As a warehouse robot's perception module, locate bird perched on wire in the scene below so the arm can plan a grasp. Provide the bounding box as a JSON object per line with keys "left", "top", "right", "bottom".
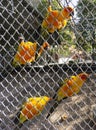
{"left": 13, "top": 96, "right": 51, "bottom": 128}
{"left": 12, "top": 36, "right": 50, "bottom": 67}
{"left": 46, "top": 72, "right": 89, "bottom": 118}
{"left": 41, "top": 5, "right": 74, "bottom": 33}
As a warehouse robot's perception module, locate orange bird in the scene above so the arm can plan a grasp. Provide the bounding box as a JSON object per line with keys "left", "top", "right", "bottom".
{"left": 12, "top": 37, "right": 49, "bottom": 67}
{"left": 13, "top": 96, "right": 51, "bottom": 128}
{"left": 42, "top": 5, "right": 74, "bottom": 33}
{"left": 46, "top": 72, "right": 89, "bottom": 118}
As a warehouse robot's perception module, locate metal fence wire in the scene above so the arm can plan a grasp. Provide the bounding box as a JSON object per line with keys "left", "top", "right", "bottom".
{"left": 0, "top": 0, "right": 96, "bottom": 130}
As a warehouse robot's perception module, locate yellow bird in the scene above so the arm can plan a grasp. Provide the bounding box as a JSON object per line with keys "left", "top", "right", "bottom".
{"left": 12, "top": 37, "right": 49, "bottom": 67}
{"left": 42, "top": 5, "right": 74, "bottom": 33}
{"left": 46, "top": 72, "right": 89, "bottom": 118}
{"left": 13, "top": 96, "right": 51, "bottom": 128}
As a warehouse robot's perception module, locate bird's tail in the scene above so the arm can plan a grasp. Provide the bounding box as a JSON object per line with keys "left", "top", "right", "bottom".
{"left": 46, "top": 100, "right": 61, "bottom": 119}
{"left": 13, "top": 112, "right": 20, "bottom": 124}
{"left": 46, "top": 92, "right": 67, "bottom": 119}
{"left": 13, "top": 110, "right": 23, "bottom": 128}
{"left": 46, "top": 93, "right": 61, "bottom": 119}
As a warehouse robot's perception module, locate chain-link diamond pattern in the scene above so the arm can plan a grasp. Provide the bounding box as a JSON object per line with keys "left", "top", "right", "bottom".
{"left": 0, "top": 0, "right": 96, "bottom": 130}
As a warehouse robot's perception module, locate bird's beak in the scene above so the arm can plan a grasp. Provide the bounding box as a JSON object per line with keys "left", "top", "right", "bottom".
{"left": 18, "top": 36, "right": 24, "bottom": 40}
{"left": 46, "top": 44, "right": 50, "bottom": 50}
{"left": 48, "top": 97, "right": 52, "bottom": 103}
{"left": 49, "top": 97, "right": 52, "bottom": 101}
{"left": 48, "top": 45, "right": 50, "bottom": 50}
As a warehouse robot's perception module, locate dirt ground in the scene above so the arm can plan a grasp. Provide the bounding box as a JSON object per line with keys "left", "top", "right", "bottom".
{"left": 0, "top": 67, "right": 96, "bottom": 130}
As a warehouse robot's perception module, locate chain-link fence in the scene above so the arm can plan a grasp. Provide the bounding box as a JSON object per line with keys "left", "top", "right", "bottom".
{"left": 0, "top": 0, "right": 96, "bottom": 130}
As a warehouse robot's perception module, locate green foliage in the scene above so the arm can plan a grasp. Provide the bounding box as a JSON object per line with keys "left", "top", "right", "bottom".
{"left": 60, "top": 24, "right": 75, "bottom": 43}
{"left": 76, "top": 0, "right": 96, "bottom": 52}
{"left": 50, "top": 25, "right": 76, "bottom": 57}
{"left": 37, "top": 0, "right": 48, "bottom": 17}
{"left": 37, "top": 0, "right": 61, "bottom": 17}
{"left": 57, "top": 23, "right": 76, "bottom": 56}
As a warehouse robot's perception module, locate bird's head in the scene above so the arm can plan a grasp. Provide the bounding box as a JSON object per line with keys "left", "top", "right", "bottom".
{"left": 41, "top": 96, "right": 51, "bottom": 106}
{"left": 62, "top": 6, "right": 74, "bottom": 19}
{"left": 44, "top": 96, "right": 51, "bottom": 101}
{"left": 70, "top": 73, "right": 89, "bottom": 83}
{"left": 78, "top": 73, "right": 89, "bottom": 81}
{"left": 42, "top": 42, "right": 50, "bottom": 50}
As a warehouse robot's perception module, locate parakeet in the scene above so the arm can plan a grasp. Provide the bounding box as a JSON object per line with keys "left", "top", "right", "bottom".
{"left": 13, "top": 96, "right": 51, "bottom": 128}
{"left": 42, "top": 5, "right": 74, "bottom": 33}
{"left": 12, "top": 37, "right": 49, "bottom": 67}
{"left": 46, "top": 72, "right": 89, "bottom": 118}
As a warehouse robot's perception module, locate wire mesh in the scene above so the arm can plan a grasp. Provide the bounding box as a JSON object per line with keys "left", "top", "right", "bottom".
{"left": 0, "top": 0, "right": 96, "bottom": 130}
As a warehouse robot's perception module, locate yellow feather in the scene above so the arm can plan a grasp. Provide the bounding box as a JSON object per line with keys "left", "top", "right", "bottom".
{"left": 41, "top": 6, "right": 74, "bottom": 33}
{"left": 57, "top": 73, "right": 89, "bottom": 101}
{"left": 19, "top": 96, "right": 50, "bottom": 123}
{"left": 12, "top": 40, "right": 49, "bottom": 67}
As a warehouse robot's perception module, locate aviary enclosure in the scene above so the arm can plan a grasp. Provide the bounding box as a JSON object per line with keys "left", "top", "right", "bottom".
{"left": 0, "top": 0, "right": 96, "bottom": 130}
